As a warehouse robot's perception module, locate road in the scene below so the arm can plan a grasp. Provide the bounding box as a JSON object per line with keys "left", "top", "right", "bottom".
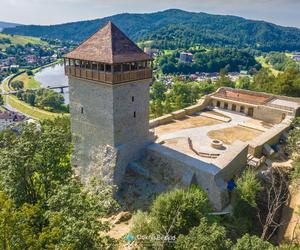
{"left": 0, "top": 74, "right": 21, "bottom": 113}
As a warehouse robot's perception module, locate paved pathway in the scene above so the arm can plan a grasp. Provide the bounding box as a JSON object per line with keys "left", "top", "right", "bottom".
{"left": 1, "top": 74, "right": 24, "bottom": 113}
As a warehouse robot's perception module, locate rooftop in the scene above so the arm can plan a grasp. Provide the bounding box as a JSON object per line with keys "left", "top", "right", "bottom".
{"left": 212, "top": 88, "right": 273, "bottom": 105}
{"left": 64, "top": 21, "right": 151, "bottom": 64}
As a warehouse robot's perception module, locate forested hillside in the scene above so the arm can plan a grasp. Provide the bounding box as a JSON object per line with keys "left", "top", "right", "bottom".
{"left": 3, "top": 9, "right": 300, "bottom": 51}
{"left": 0, "top": 21, "right": 21, "bottom": 32}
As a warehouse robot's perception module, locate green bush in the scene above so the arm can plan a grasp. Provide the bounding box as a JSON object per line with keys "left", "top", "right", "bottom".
{"left": 16, "top": 88, "right": 68, "bottom": 113}
{"left": 236, "top": 168, "right": 262, "bottom": 208}
{"left": 27, "top": 70, "right": 33, "bottom": 76}
{"left": 150, "top": 186, "right": 211, "bottom": 236}
{"left": 231, "top": 169, "right": 262, "bottom": 235}
{"left": 232, "top": 234, "right": 274, "bottom": 250}
{"left": 11, "top": 80, "right": 24, "bottom": 90}
{"left": 175, "top": 218, "right": 232, "bottom": 250}
{"left": 131, "top": 186, "right": 211, "bottom": 249}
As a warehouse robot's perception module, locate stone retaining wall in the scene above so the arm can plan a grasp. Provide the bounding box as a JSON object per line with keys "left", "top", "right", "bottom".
{"left": 149, "top": 97, "right": 211, "bottom": 129}
{"left": 248, "top": 117, "right": 292, "bottom": 157}
{"left": 145, "top": 141, "right": 248, "bottom": 211}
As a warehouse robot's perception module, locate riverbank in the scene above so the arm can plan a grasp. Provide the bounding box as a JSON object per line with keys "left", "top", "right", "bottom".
{"left": 6, "top": 95, "right": 66, "bottom": 120}
{"left": 1, "top": 59, "right": 69, "bottom": 120}
{"left": 10, "top": 59, "right": 63, "bottom": 90}
{"left": 32, "top": 59, "right": 63, "bottom": 74}
{"left": 13, "top": 72, "right": 41, "bottom": 89}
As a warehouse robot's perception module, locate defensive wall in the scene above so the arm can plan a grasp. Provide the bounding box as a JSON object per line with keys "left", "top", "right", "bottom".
{"left": 144, "top": 141, "right": 248, "bottom": 210}
{"left": 146, "top": 88, "right": 299, "bottom": 210}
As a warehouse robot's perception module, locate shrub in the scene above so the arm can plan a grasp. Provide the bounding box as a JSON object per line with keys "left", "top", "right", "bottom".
{"left": 232, "top": 234, "right": 274, "bottom": 250}
{"left": 232, "top": 168, "right": 262, "bottom": 235}
{"left": 149, "top": 186, "right": 211, "bottom": 236}
{"left": 11, "top": 80, "right": 24, "bottom": 90}
{"left": 236, "top": 168, "right": 262, "bottom": 208}
{"left": 175, "top": 218, "right": 232, "bottom": 250}
{"left": 131, "top": 186, "right": 211, "bottom": 249}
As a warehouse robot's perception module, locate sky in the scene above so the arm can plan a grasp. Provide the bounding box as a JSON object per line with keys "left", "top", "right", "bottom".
{"left": 0, "top": 0, "right": 300, "bottom": 28}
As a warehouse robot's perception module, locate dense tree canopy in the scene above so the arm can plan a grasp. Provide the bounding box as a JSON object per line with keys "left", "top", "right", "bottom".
{"left": 130, "top": 183, "right": 275, "bottom": 250}
{"left": 265, "top": 52, "right": 297, "bottom": 71}
{"left": 251, "top": 67, "right": 300, "bottom": 97}
{"left": 0, "top": 117, "right": 117, "bottom": 249}
{"left": 232, "top": 234, "right": 274, "bottom": 250}
{"left": 5, "top": 9, "right": 300, "bottom": 51}
{"left": 150, "top": 80, "right": 214, "bottom": 118}
{"left": 11, "top": 80, "right": 24, "bottom": 90}
{"left": 158, "top": 48, "right": 261, "bottom": 75}
{"left": 175, "top": 218, "right": 232, "bottom": 250}
{"left": 16, "top": 88, "right": 68, "bottom": 113}
{"left": 131, "top": 187, "right": 211, "bottom": 249}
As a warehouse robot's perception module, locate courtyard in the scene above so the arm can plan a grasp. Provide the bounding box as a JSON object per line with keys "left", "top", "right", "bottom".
{"left": 155, "top": 108, "right": 273, "bottom": 164}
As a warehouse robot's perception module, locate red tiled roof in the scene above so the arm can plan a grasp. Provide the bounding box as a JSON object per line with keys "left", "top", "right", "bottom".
{"left": 64, "top": 21, "right": 151, "bottom": 64}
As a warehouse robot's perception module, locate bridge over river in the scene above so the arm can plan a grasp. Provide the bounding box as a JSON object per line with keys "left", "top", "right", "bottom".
{"left": 1, "top": 85, "right": 69, "bottom": 95}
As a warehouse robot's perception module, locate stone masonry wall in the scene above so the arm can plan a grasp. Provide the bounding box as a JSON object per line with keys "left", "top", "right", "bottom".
{"left": 253, "top": 105, "right": 287, "bottom": 124}
{"left": 69, "top": 76, "right": 153, "bottom": 186}
{"left": 145, "top": 143, "right": 248, "bottom": 210}
{"left": 69, "top": 76, "right": 115, "bottom": 181}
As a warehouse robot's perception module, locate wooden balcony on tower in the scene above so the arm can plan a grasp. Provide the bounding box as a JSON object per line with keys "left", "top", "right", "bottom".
{"left": 64, "top": 59, "right": 152, "bottom": 84}
{"left": 64, "top": 21, "right": 153, "bottom": 84}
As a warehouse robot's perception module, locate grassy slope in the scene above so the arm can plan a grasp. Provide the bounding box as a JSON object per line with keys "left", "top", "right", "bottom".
{"left": 0, "top": 33, "right": 46, "bottom": 49}
{"left": 13, "top": 72, "right": 41, "bottom": 89}
{"left": 1, "top": 67, "right": 66, "bottom": 120}
{"left": 7, "top": 95, "right": 64, "bottom": 120}
{"left": 256, "top": 56, "right": 281, "bottom": 76}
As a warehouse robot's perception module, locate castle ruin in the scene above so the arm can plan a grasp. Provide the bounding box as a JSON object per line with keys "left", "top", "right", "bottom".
{"left": 64, "top": 22, "right": 300, "bottom": 210}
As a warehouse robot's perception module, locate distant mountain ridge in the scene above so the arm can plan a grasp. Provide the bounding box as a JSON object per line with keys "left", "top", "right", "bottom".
{"left": 0, "top": 21, "right": 21, "bottom": 32}
{"left": 3, "top": 9, "right": 300, "bottom": 51}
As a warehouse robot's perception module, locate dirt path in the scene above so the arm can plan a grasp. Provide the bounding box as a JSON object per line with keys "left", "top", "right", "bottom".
{"left": 101, "top": 212, "right": 133, "bottom": 240}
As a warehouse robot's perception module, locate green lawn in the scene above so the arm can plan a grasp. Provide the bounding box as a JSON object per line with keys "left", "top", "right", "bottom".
{"left": 13, "top": 72, "right": 41, "bottom": 89}
{"left": 163, "top": 49, "right": 175, "bottom": 55}
{"left": 256, "top": 56, "right": 280, "bottom": 76}
{"left": 0, "top": 33, "right": 47, "bottom": 49}
{"left": 137, "top": 40, "right": 154, "bottom": 48}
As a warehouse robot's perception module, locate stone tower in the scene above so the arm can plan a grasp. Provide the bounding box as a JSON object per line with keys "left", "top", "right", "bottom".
{"left": 64, "top": 22, "right": 153, "bottom": 186}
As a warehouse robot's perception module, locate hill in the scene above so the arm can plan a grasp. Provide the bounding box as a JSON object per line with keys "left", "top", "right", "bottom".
{"left": 0, "top": 21, "right": 21, "bottom": 32}
{"left": 3, "top": 9, "right": 300, "bottom": 51}
{"left": 0, "top": 33, "right": 47, "bottom": 49}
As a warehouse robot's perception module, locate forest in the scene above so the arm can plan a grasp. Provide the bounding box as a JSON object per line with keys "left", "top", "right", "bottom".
{"left": 3, "top": 9, "right": 300, "bottom": 51}
{"left": 158, "top": 48, "right": 261, "bottom": 75}
{"left": 15, "top": 88, "right": 69, "bottom": 113}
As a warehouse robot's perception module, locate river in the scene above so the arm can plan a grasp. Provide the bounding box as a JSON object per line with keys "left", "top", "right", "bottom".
{"left": 34, "top": 63, "right": 69, "bottom": 104}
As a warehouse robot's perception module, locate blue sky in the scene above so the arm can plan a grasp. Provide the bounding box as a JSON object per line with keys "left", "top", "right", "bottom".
{"left": 1, "top": 0, "right": 300, "bottom": 28}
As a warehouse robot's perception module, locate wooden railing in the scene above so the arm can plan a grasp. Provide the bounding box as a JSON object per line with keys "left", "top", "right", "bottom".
{"left": 65, "top": 66, "right": 152, "bottom": 84}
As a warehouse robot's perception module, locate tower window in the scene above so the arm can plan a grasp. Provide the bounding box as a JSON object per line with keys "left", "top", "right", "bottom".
{"left": 133, "top": 111, "right": 136, "bottom": 118}
{"left": 81, "top": 107, "right": 84, "bottom": 114}
{"left": 132, "top": 96, "right": 134, "bottom": 102}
